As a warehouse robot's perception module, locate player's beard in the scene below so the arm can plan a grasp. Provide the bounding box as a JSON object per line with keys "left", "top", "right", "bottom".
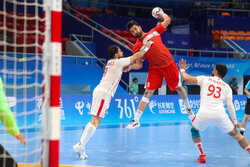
{"left": 212, "top": 72, "right": 214, "bottom": 76}
{"left": 119, "top": 54, "right": 123, "bottom": 59}
{"left": 135, "top": 30, "right": 143, "bottom": 39}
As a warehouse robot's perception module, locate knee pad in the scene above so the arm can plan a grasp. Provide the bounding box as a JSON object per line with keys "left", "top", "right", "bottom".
{"left": 141, "top": 96, "right": 149, "bottom": 103}
{"left": 191, "top": 125, "right": 200, "bottom": 139}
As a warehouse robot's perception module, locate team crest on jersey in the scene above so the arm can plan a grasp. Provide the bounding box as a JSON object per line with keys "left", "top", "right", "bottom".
{"left": 143, "top": 31, "right": 160, "bottom": 44}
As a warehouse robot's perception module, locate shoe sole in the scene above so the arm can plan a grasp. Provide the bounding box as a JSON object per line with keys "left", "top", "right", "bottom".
{"left": 73, "top": 145, "right": 88, "bottom": 160}
{"left": 126, "top": 125, "right": 140, "bottom": 129}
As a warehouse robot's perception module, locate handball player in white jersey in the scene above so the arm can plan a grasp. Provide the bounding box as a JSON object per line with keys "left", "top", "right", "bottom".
{"left": 73, "top": 41, "right": 153, "bottom": 160}
{"left": 179, "top": 59, "right": 250, "bottom": 163}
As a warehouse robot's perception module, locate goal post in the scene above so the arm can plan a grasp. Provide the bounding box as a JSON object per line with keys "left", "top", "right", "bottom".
{"left": 0, "top": 0, "right": 62, "bottom": 167}
{"left": 42, "top": 0, "right": 62, "bottom": 167}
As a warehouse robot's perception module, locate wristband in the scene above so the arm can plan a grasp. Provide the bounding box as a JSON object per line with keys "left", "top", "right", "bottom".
{"left": 180, "top": 69, "right": 185, "bottom": 73}
{"left": 143, "top": 47, "right": 149, "bottom": 52}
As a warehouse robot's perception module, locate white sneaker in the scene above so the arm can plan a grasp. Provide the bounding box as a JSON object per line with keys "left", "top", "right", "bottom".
{"left": 126, "top": 120, "right": 140, "bottom": 129}
{"left": 186, "top": 108, "right": 195, "bottom": 121}
{"left": 73, "top": 143, "right": 88, "bottom": 160}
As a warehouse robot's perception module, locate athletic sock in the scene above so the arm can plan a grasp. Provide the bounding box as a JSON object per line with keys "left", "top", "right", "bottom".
{"left": 79, "top": 122, "right": 96, "bottom": 148}
{"left": 183, "top": 98, "right": 191, "bottom": 109}
{"left": 134, "top": 110, "right": 143, "bottom": 121}
{"left": 195, "top": 142, "right": 205, "bottom": 155}
{"left": 245, "top": 145, "right": 250, "bottom": 154}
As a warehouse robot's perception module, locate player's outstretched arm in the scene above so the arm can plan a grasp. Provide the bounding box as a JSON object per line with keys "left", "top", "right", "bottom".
{"left": 155, "top": 10, "right": 171, "bottom": 29}
{"left": 123, "top": 59, "right": 143, "bottom": 72}
{"left": 123, "top": 41, "right": 153, "bottom": 72}
{"left": 179, "top": 59, "right": 198, "bottom": 84}
{"left": 129, "top": 41, "right": 153, "bottom": 65}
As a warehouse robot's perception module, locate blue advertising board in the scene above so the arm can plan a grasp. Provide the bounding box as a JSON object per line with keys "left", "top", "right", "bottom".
{"left": 9, "top": 94, "right": 246, "bottom": 128}
{"left": 138, "top": 55, "right": 250, "bottom": 76}
{"left": 59, "top": 95, "right": 246, "bottom": 127}
{"left": 173, "top": 56, "right": 250, "bottom": 76}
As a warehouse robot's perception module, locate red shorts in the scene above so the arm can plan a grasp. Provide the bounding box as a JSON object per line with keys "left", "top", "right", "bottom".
{"left": 145, "top": 63, "right": 181, "bottom": 91}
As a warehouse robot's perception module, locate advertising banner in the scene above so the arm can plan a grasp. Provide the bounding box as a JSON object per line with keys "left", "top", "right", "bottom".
{"left": 43, "top": 95, "right": 248, "bottom": 127}
{"left": 173, "top": 56, "right": 250, "bottom": 76}
{"left": 3, "top": 95, "right": 247, "bottom": 128}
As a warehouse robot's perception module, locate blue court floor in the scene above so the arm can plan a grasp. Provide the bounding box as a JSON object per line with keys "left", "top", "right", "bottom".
{"left": 60, "top": 123, "right": 250, "bottom": 167}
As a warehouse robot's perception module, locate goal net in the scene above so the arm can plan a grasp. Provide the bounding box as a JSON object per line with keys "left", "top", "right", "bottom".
{"left": 0, "top": 0, "right": 61, "bottom": 167}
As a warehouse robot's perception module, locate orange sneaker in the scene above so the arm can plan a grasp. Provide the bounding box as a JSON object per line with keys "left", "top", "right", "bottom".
{"left": 197, "top": 154, "right": 206, "bottom": 163}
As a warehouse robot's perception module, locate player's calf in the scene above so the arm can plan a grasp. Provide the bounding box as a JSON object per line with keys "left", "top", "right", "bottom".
{"left": 229, "top": 128, "right": 250, "bottom": 153}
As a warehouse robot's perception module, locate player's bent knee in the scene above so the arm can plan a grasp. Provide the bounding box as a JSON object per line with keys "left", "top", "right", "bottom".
{"left": 141, "top": 96, "right": 150, "bottom": 103}
{"left": 230, "top": 130, "right": 243, "bottom": 141}
{"left": 191, "top": 125, "right": 200, "bottom": 139}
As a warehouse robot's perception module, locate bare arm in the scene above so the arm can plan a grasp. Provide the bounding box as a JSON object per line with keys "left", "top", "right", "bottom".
{"left": 245, "top": 87, "right": 250, "bottom": 97}
{"left": 155, "top": 10, "right": 171, "bottom": 29}
{"left": 179, "top": 59, "right": 198, "bottom": 84}
{"left": 129, "top": 41, "right": 153, "bottom": 65}
{"left": 130, "top": 59, "right": 143, "bottom": 70}
{"left": 123, "top": 58, "right": 143, "bottom": 72}
{"left": 123, "top": 41, "right": 153, "bottom": 72}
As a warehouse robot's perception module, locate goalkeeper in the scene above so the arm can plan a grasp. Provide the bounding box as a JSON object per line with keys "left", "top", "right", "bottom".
{"left": 0, "top": 77, "right": 27, "bottom": 167}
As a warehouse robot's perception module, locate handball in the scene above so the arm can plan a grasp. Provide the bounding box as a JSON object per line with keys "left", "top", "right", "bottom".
{"left": 152, "top": 7, "right": 162, "bottom": 19}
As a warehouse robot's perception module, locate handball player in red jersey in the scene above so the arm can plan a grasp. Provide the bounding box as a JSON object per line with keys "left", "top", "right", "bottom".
{"left": 125, "top": 9, "right": 195, "bottom": 129}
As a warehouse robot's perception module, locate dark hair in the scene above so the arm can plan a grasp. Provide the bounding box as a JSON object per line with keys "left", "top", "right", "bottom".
{"left": 133, "top": 78, "right": 138, "bottom": 82}
{"left": 126, "top": 20, "right": 140, "bottom": 31}
{"left": 215, "top": 64, "right": 227, "bottom": 78}
{"left": 107, "top": 45, "right": 119, "bottom": 59}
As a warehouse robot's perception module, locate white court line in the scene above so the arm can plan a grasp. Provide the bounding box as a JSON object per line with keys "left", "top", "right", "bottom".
{"left": 148, "top": 152, "right": 157, "bottom": 154}
{"left": 229, "top": 156, "right": 239, "bottom": 158}
{"left": 100, "top": 150, "right": 109, "bottom": 152}
{"left": 180, "top": 153, "right": 192, "bottom": 156}
{"left": 116, "top": 150, "right": 125, "bottom": 153}
{"left": 163, "top": 152, "right": 174, "bottom": 155}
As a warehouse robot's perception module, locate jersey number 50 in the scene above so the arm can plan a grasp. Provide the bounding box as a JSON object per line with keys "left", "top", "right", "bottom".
{"left": 207, "top": 84, "right": 221, "bottom": 98}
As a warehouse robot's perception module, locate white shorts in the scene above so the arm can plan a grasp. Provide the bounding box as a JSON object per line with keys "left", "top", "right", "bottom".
{"left": 90, "top": 87, "right": 111, "bottom": 118}
{"left": 192, "top": 109, "right": 234, "bottom": 133}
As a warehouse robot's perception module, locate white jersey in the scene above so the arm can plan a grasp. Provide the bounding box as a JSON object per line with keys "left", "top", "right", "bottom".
{"left": 197, "top": 76, "right": 232, "bottom": 112}
{"left": 95, "top": 57, "right": 130, "bottom": 97}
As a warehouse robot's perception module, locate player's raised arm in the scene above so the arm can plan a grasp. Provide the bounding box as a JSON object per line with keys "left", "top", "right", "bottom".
{"left": 155, "top": 10, "right": 171, "bottom": 29}
{"left": 179, "top": 59, "right": 198, "bottom": 84}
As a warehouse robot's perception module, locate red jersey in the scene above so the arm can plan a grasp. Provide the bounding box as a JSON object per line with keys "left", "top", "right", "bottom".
{"left": 133, "top": 23, "right": 174, "bottom": 68}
